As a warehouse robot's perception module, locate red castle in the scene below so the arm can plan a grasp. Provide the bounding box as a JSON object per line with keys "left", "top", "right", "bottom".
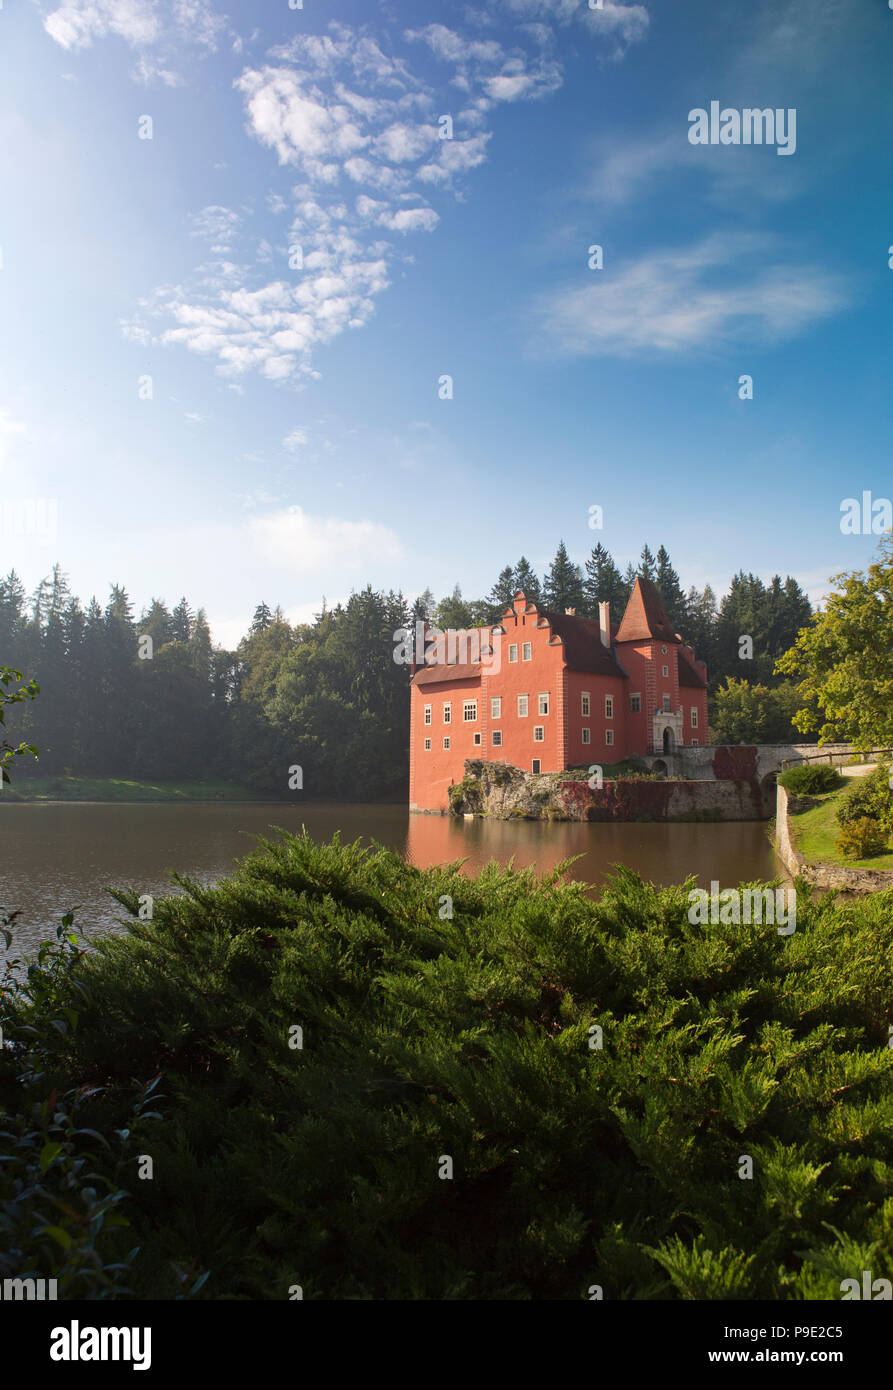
{"left": 409, "top": 577, "right": 709, "bottom": 812}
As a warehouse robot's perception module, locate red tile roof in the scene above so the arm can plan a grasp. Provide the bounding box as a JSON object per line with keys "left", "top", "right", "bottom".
{"left": 678, "top": 649, "right": 707, "bottom": 689}
{"left": 412, "top": 663, "right": 481, "bottom": 687}
{"left": 536, "top": 610, "right": 628, "bottom": 677}
{"left": 614, "top": 577, "right": 678, "bottom": 644}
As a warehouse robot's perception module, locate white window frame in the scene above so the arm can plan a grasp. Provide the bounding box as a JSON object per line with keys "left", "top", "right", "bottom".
{"left": 522, "top": 642, "right": 532, "bottom": 661}
{"left": 662, "top": 665, "right": 669, "bottom": 678}
{"left": 491, "top": 696, "right": 501, "bottom": 719}
{"left": 423, "top": 704, "right": 432, "bottom": 726}
{"left": 533, "top": 725, "right": 544, "bottom": 743}
{"left": 538, "top": 692, "right": 549, "bottom": 716}
{"left": 532, "top": 759, "right": 541, "bottom": 774}
{"left": 582, "top": 728, "right": 590, "bottom": 745}
{"left": 605, "top": 695, "right": 614, "bottom": 719}
{"left": 605, "top": 729, "right": 614, "bottom": 746}
{"left": 518, "top": 694, "right": 528, "bottom": 718}
{"left": 443, "top": 702, "right": 451, "bottom": 724}
{"left": 691, "top": 707, "right": 699, "bottom": 728}
{"left": 443, "top": 737, "right": 451, "bottom": 749}
{"left": 473, "top": 732, "right": 482, "bottom": 746}
{"left": 463, "top": 700, "right": 478, "bottom": 723}
{"left": 630, "top": 694, "right": 641, "bottom": 713}
{"left": 581, "top": 692, "right": 590, "bottom": 717}
{"left": 509, "top": 644, "right": 518, "bottom": 663}
{"left": 662, "top": 695, "right": 671, "bottom": 713}
{"left": 424, "top": 738, "right": 431, "bottom": 750}
{"left": 492, "top": 730, "right": 502, "bottom": 747}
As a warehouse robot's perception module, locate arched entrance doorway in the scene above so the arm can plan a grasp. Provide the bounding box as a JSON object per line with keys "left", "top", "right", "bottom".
{"left": 662, "top": 726, "right": 676, "bottom": 753}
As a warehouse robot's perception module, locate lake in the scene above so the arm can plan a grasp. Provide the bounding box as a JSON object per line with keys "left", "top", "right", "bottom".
{"left": 0, "top": 802, "right": 783, "bottom": 966}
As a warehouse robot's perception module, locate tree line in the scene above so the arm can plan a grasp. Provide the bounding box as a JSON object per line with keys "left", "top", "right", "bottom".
{"left": 0, "top": 541, "right": 816, "bottom": 799}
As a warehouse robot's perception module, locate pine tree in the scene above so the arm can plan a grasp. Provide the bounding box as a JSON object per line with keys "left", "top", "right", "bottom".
{"left": 542, "top": 541, "right": 584, "bottom": 612}
{"left": 171, "top": 597, "right": 193, "bottom": 644}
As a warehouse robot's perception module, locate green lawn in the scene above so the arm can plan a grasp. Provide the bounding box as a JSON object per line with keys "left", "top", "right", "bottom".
{"left": 1, "top": 775, "right": 274, "bottom": 803}
{"left": 788, "top": 784, "right": 893, "bottom": 871}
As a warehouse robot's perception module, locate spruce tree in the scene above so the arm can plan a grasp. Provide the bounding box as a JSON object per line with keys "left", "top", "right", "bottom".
{"left": 639, "top": 544, "right": 657, "bottom": 583}
{"left": 655, "top": 545, "right": 685, "bottom": 632}
{"left": 513, "top": 556, "right": 541, "bottom": 606}
{"left": 583, "top": 544, "right": 627, "bottom": 619}
{"left": 542, "top": 541, "right": 584, "bottom": 612}
{"left": 486, "top": 565, "right": 517, "bottom": 621}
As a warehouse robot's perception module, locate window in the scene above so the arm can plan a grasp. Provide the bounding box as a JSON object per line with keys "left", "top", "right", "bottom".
{"left": 538, "top": 693, "right": 549, "bottom": 716}
{"left": 605, "top": 695, "right": 614, "bottom": 718}
{"left": 509, "top": 644, "right": 518, "bottom": 663}
{"left": 463, "top": 700, "right": 478, "bottom": 722}
{"left": 424, "top": 704, "right": 432, "bottom": 726}
{"left": 691, "top": 707, "right": 699, "bottom": 728}
{"left": 533, "top": 726, "right": 544, "bottom": 743}
{"left": 581, "top": 692, "right": 590, "bottom": 717}
{"left": 492, "top": 730, "right": 502, "bottom": 747}
{"left": 522, "top": 642, "right": 532, "bottom": 661}
{"left": 630, "top": 694, "right": 641, "bottom": 713}
{"left": 532, "top": 759, "right": 541, "bottom": 774}
{"left": 473, "top": 732, "right": 482, "bottom": 746}
{"left": 662, "top": 665, "right": 669, "bottom": 678}
{"left": 424, "top": 738, "right": 431, "bottom": 750}
{"left": 443, "top": 702, "right": 451, "bottom": 724}
{"left": 582, "top": 728, "right": 591, "bottom": 745}
{"left": 662, "top": 695, "right": 671, "bottom": 713}
{"left": 605, "top": 730, "right": 614, "bottom": 746}
{"left": 443, "top": 737, "right": 451, "bottom": 750}
{"left": 691, "top": 738, "right": 699, "bottom": 746}
{"left": 661, "top": 645, "right": 667, "bottom": 655}
{"left": 491, "top": 696, "right": 501, "bottom": 719}
{"left": 518, "top": 694, "right": 528, "bottom": 717}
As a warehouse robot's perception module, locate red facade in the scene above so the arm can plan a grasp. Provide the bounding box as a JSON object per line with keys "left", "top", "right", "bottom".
{"left": 409, "top": 578, "right": 710, "bottom": 812}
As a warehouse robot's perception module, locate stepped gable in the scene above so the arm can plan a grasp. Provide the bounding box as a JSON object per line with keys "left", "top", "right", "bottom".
{"left": 535, "top": 609, "right": 627, "bottom": 677}
{"left": 678, "top": 649, "right": 708, "bottom": 689}
{"left": 615, "top": 576, "right": 678, "bottom": 645}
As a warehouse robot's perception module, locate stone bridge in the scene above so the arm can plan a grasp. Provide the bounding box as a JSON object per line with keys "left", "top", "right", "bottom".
{"left": 636, "top": 744, "right": 855, "bottom": 813}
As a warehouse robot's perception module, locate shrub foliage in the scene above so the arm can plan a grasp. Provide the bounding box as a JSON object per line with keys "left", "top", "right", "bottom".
{"left": 2, "top": 833, "right": 893, "bottom": 1300}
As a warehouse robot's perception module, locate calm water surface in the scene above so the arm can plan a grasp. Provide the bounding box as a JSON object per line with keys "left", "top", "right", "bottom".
{"left": 0, "top": 802, "right": 782, "bottom": 965}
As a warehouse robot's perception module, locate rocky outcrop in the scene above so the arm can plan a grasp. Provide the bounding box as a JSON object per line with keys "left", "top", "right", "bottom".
{"left": 449, "top": 761, "right": 766, "bottom": 823}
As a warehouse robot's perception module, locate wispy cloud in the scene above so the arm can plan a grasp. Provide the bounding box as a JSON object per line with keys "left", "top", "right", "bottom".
{"left": 533, "top": 233, "right": 850, "bottom": 357}
{"left": 248, "top": 504, "right": 404, "bottom": 573}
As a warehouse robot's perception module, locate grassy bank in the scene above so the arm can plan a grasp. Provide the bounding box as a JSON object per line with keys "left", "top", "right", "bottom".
{"left": 789, "top": 785, "right": 893, "bottom": 871}
{"left": 1, "top": 775, "right": 275, "bottom": 803}
{"left": 2, "top": 833, "right": 892, "bottom": 1300}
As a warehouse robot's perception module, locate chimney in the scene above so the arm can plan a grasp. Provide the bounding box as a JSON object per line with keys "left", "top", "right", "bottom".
{"left": 598, "top": 601, "right": 611, "bottom": 648}
{"left": 564, "top": 607, "right": 576, "bottom": 616}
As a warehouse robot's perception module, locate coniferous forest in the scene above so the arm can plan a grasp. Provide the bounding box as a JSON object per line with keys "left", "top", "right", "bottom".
{"left": 0, "top": 542, "right": 815, "bottom": 800}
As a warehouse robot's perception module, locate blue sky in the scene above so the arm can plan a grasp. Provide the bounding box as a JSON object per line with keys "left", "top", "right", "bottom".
{"left": 1, "top": 0, "right": 891, "bottom": 646}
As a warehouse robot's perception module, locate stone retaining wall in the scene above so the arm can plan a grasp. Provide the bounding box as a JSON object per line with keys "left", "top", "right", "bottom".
{"left": 775, "top": 784, "right": 893, "bottom": 894}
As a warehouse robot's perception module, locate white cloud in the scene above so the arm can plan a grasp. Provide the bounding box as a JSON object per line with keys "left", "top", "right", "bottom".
{"left": 43, "top": 0, "right": 229, "bottom": 82}
{"left": 283, "top": 428, "right": 308, "bottom": 451}
{"left": 188, "top": 205, "right": 241, "bottom": 251}
{"left": 249, "top": 504, "right": 403, "bottom": 573}
{"left": 534, "top": 234, "right": 849, "bottom": 357}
